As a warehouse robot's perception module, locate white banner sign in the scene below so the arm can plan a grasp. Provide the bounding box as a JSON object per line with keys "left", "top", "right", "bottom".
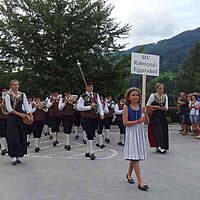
{"left": 131, "top": 52, "right": 160, "bottom": 76}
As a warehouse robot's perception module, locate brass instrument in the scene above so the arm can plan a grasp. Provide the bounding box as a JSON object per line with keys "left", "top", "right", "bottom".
{"left": 22, "top": 114, "right": 34, "bottom": 125}
{"left": 52, "top": 94, "right": 62, "bottom": 102}
{"left": 65, "top": 95, "right": 78, "bottom": 104}
{"left": 0, "top": 98, "right": 9, "bottom": 115}
{"left": 34, "top": 101, "right": 48, "bottom": 112}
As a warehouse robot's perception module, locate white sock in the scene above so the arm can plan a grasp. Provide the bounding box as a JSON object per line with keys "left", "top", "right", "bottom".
{"left": 83, "top": 131, "right": 87, "bottom": 141}
{"left": 119, "top": 134, "right": 124, "bottom": 143}
{"left": 65, "top": 134, "right": 70, "bottom": 146}
{"left": 12, "top": 157, "right": 17, "bottom": 162}
{"left": 121, "top": 134, "right": 124, "bottom": 144}
{"left": 105, "top": 129, "right": 110, "bottom": 139}
{"left": 34, "top": 138, "right": 40, "bottom": 148}
{"left": 74, "top": 126, "right": 78, "bottom": 135}
{"left": 49, "top": 127, "right": 53, "bottom": 136}
{"left": 88, "top": 140, "right": 93, "bottom": 154}
{"left": 44, "top": 125, "right": 48, "bottom": 133}
{"left": 27, "top": 135, "right": 30, "bottom": 142}
{"left": 52, "top": 132, "right": 57, "bottom": 142}
{"left": 99, "top": 134, "right": 103, "bottom": 145}
{"left": 86, "top": 139, "right": 90, "bottom": 153}
{"left": 0, "top": 137, "right": 6, "bottom": 150}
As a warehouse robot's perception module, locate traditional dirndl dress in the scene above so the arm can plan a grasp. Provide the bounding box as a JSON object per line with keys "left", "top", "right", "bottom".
{"left": 124, "top": 105, "right": 147, "bottom": 161}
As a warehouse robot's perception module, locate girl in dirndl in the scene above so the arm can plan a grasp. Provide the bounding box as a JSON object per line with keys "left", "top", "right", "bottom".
{"left": 123, "top": 87, "right": 149, "bottom": 191}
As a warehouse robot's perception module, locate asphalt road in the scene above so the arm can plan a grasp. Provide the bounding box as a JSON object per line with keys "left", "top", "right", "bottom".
{"left": 0, "top": 125, "right": 200, "bottom": 200}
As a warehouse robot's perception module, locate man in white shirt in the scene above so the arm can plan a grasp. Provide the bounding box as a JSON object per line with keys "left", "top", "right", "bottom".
{"left": 77, "top": 82, "right": 104, "bottom": 160}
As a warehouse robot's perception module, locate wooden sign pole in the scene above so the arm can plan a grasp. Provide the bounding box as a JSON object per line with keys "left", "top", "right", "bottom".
{"left": 142, "top": 74, "right": 146, "bottom": 107}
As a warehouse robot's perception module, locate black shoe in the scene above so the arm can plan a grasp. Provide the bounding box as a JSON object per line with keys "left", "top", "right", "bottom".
{"left": 138, "top": 184, "right": 149, "bottom": 191}
{"left": 155, "top": 148, "right": 161, "bottom": 153}
{"left": 160, "top": 150, "right": 167, "bottom": 154}
{"left": 12, "top": 160, "right": 17, "bottom": 166}
{"left": 49, "top": 135, "right": 53, "bottom": 140}
{"left": 53, "top": 141, "right": 57, "bottom": 146}
{"left": 96, "top": 143, "right": 100, "bottom": 147}
{"left": 27, "top": 141, "right": 30, "bottom": 146}
{"left": 90, "top": 153, "right": 96, "bottom": 160}
{"left": 64, "top": 145, "right": 71, "bottom": 151}
{"left": 83, "top": 139, "right": 87, "bottom": 144}
{"left": 118, "top": 142, "right": 123, "bottom": 145}
{"left": 105, "top": 138, "right": 110, "bottom": 143}
{"left": 16, "top": 158, "right": 21, "bottom": 164}
{"left": 100, "top": 144, "right": 106, "bottom": 149}
{"left": 1, "top": 149, "right": 7, "bottom": 156}
{"left": 75, "top": 135, "right": 79, "bottom": 139}
{"left": 56, "top": 140, "right": 59, "bottom": 144}
{"left": 85, "top": 152, "right": 90, "bottom": 157}
{"left": 35, "top": 147, "right": 40, "bottom": 153}
{"left": 126, "top": 174, "right": 134, "bottom": 184}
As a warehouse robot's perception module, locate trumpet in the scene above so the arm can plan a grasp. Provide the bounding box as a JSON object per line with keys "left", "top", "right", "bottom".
{"left": 51, "top": 94, "right": 62, "bottom": 102}
{"left": 34, "top": 101, "right": 48, "bottom": 112}
{"left": 65, "top": 95, "right": 78, "bottom": 104}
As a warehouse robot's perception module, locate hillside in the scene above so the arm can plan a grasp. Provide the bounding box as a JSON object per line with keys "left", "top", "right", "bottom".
{"left": 123, "top": 28, "right": 200, "bottom": 72}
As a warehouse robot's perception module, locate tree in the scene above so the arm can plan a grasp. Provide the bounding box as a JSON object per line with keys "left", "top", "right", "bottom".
{"left": 176, "top": 41, "right": 200, "bottom": 93}
{"left": 0, "top": 0, "right": 130, "bottom": 96}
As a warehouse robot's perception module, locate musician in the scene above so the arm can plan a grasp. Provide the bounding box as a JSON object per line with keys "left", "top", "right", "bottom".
{"left": 58, "top": 91, "right": 76, "bottom": 151}
{"left": 5, "top": 79, "right": 33, "bottom": 165}
{"left": 0, "top": 89, "right": 8, "bottom": 155}
{"left": 104, "top": 95, "right": 115, "bottom": 143}
{"left": 77, "top": 82, "right": 104, "bottom": 160}
{"left": 73, "top": 99, "right": 81, "bottom": 140}
{"left": 25, "top": 95, "right": 33, "bottom": 146}
{"left": 31, "top": 96, "right": 47, "bottom": 153}
{"left": 47, "top": 91, "right": 62, "bottom": 146}
{"left": 44, "top": 94, "right": 53, "bottom": 139}
{"left": 115, "top": 95, "right": 125, "bottom": 145}
{"left": 96, "top": 94, "right": 109, "bottom": 149}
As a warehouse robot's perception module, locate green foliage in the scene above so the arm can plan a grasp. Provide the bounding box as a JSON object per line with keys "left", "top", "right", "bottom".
{"left": 176, "top": 41, "right": 200, "bottom": 93}
{"left": 0, "top": 0, "right": 130, "bottom": 96}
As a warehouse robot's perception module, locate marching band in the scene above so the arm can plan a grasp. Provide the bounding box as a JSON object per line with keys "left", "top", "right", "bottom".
{"left": 0, "top": 82, "right": 126, "bottom": 163}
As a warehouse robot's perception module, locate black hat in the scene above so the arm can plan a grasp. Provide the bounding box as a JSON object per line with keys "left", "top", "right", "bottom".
{"left": 118, "top": 95, "right": 125, "bottom": 100}
{"left": 86, "top": 81, "right": 94, "bottom": 86}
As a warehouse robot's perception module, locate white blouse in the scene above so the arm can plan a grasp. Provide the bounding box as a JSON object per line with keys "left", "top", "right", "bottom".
{"left": 146, "top": 93, "right": 169, "bottom": 110}
{"left": 76, "top": 92, "right": 104, "bottom": 116}
{"left": 114, "top": 103, "right": 124, "bottom": 115}
{"left": 5, "top": 92, "right": 31, "bottom": 113}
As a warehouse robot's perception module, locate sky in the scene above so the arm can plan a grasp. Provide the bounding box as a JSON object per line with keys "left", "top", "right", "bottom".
{"left": 108, "top": 0, "right": 200, "bottom": 49}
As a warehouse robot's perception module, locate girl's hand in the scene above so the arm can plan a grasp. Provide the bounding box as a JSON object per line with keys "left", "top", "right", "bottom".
{"left": 142, "top": 107, "right": 147, "bottom": 113}
{"left": 138, "top": 117, "right": 145, "bottom": 123}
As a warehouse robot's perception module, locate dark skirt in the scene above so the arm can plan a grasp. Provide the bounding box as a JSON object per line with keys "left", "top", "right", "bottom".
{"left": 0, "top": 118, "right": 7, "bottom": 138}
{"left": 6, "top": 114, "right": 27, "bottom": 158}
{"left": 148, "top": 110, "right": 169, "bottom": 150}
{"left": 32, "top": 121, "right": 44, "bottom": 138}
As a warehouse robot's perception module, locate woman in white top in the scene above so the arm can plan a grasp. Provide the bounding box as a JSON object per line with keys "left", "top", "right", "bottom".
{"left": 188, "top": 94, "right": 200, "bottom": 138}
{"left": 5, "top": 79, "right": 33, "bottom": 165}
{"left": 146, "top": 83, "right": 169, "bottom": 154}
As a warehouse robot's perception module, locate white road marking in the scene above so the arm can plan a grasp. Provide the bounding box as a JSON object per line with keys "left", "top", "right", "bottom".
{"left": 26, "top": 148, "right": 118, "bottom": 160}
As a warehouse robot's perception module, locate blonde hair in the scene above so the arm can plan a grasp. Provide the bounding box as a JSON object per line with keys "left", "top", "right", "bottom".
{"left": 125, "top": 87, "right": 141, "bottom": 106}
{"left": 9, "top": 79, "right": 20, "bottom": 89}
{"left": 155, "top": 83, "right": 164, "bottom": 91}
